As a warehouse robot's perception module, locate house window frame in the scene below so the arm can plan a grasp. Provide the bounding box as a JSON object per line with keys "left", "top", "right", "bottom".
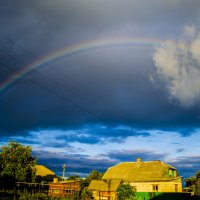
{"left": 152, "top": 184, "right": 158, "bottom": 192}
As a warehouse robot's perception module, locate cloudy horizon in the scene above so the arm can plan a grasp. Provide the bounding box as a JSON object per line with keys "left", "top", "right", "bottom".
{"left": 0, "top": 0, "right": 200, "bottom": 181}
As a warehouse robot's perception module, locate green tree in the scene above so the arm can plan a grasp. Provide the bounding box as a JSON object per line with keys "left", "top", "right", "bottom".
{"left": 185, "top": 176, "right": 196, "bottom": 188}
{"left": 81, "top": 169, "right": 103, "bottom": 188}
{"left": 184, "top": 171, "right": 200, "bottom": 194}
{"left": 81, "top": 187, "right": 93, "bottom": 200}
{"left": 67, "top": 174, "right": 81, "bottom": 180}
{"left": 0, "top": 141, "right": 36, "bottom": 183}
{"left": 195, "top": 171, "right": 200, "bottom": 195}
{"left": 117, "top": 183, "right": 136, "bottom": 200}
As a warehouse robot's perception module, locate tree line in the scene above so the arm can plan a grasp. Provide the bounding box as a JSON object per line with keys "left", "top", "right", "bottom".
{"left": 0, "top": 141, "right": 135, "bottom": 200}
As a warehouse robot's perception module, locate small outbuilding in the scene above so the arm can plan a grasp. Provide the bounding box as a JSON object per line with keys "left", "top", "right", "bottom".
{"left": 48, "top": 178, "right": 81, "bottom": 198}
{"left": 88, "top": 180, "right": 121, "bottom": 200}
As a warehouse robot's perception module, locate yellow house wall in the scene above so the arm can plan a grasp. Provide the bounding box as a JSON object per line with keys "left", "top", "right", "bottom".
{"left": 130, "top": 178, "right": 182, "bottom": 193}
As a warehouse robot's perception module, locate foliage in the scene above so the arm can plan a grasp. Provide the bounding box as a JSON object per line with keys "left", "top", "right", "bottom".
{"left": 81, "top": 188, "right": 93, "bottom": 200}
{"left": 36, "top": 174, "right": 56, "bottom": 183}
{"left": 2, "top": 190, "right": 77, "bottom": 200}
{"left": 184, "top": 171, "right": 200, "bottom": 194}
{"left": 67, "top": 174, "right": 81, "bottom": 180}
{"left": 80, "top": 170, "right": 103, "bottom": 199}
{"left": 185, "top": 176, "right": 197, "bottom": 188}
{"left": 19, "top": 193, "right": 48, "bottom": 200}
{"left": 19, "top": 193, "right": 75, "bottom": 200}
{"left": 196, "top": 171, "right": 200, "bottom": 179}
{"left": 117, "top": 183, "right": 136, "bottom": 200}
{"left": 0, "top": 141, "right": 37, "bottom": 183}
{"left": 49, "top": 196, "right": 75, "bottom": 200}
{"left": 81, "top": 169, "right": 103, "bottom": 188}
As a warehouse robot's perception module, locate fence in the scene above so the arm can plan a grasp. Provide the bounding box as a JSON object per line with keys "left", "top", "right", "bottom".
{"left": 0, "top": 192, "right": 19, "bottom": 200}
{"left": 0, "top": 182, "right": 48, "bottom": 200}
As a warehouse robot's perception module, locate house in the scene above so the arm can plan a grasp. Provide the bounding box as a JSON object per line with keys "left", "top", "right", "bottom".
{"left": 88, "top": 179, "right": 121, "bottom": 200}
{"left": 48, "top": 178, "right": 81, "bottom": 198}
{"left": 102, "top": 158, "right": 182, "bottom": 193}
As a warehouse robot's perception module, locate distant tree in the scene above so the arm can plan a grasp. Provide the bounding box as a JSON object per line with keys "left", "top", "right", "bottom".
{"left": 36, "top": 174, "right": 56, "bottom": 183}
{"left": 196, "top": 171, "right": 200, "bottom": 179}
{"left": 68, "top": 174, "right": 81, "bottom": 180}
{"left": 81, "top": 169, "right": 103, "bottom": 188}
{"left": 185, "top": 176, "right": 196, "bottom": 188}
{"left": 117, "top": 183, "right": 136, "bottom": 200}
{"left": 185, "top": 171, "right": 200, "bottom": 194}
{"left": 0, "top": 141, "right": 36, "bottom": 183}
{"left": 195, "top": 171, "right": 200, "bottom": 195}
{"left": 87, "top": 169, "right": 103, "bottom": 180}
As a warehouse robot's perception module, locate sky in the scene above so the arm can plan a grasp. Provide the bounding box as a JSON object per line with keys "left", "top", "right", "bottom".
{"left": 0, "top": 0, "right": 200, "bottom": 181}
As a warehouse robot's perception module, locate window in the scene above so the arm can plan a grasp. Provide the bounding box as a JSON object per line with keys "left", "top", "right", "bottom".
{"left": 52, "top": 189, "right": 60, "bottom": 193}
{"left": 169, "top": 169, "right": 172, "bottom": 176}
{"left": 152, "top": 185, "right": 158, "bottom": 192}
{"left": 174, "top": 170, "right": 177, "bottom": 177}
{"left": 172, "top": 170, "right": 174, "bottom": 177}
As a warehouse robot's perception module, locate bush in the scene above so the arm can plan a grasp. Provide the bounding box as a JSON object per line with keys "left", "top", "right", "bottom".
{"left": 19, "top": 193, "right": 76, "bottom": 200}
{"left": 117, "top": 183, "right": 136, "bottom": 200}
{"left": 19, "top": 193, "right": 48, "bottom": 200}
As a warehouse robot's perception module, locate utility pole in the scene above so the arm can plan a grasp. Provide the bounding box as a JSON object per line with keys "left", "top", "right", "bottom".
{"left": 62, "top": 164, "right": 67, "bottom": 179}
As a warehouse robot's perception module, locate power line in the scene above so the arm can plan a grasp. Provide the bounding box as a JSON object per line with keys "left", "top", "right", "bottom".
{"left": 0, "top": 33, "right": 125, "bottom": 121}
{"left": 0, "top": 34, "right": 123, "bottom": 116}
{"left": 0, "top": 48, "right": 113, "bottom": 120}
{"left": 0, "top": 60, "right": 104, "bottom": 121}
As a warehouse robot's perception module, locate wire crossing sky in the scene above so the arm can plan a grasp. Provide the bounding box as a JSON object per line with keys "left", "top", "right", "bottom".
{"left": 0, "top": 0, "right": 200, "bottom": 179}
{"left": 0, "top": 36, "right": 164, "bottom": 94}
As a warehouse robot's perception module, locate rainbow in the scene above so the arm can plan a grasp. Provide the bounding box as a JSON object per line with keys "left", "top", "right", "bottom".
{"left": 0, "top": 36, "right": 164, "bottom": 94}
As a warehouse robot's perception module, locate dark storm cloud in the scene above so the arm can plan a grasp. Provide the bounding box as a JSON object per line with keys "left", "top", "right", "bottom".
{"left": 35, "top": 150, "right": 116, "bottom": 175}
{"left": 176, "top": 148, "right": 186, "bottom": 153}
{"left": 1, "top": 125, "right": 151, "bottom": 146}
{"left": 35, "top": 148, "right": 168, "bottom": 176}
{"left": 0, "top": 43, "right": 200, "bottom": 137}
{"left": 35, "top": 149, "right": 200, "bottom": 181}
{"left": 0, "top": 0, "right": 200, "bottom": 171}
{"left": 1, "top": 0, "right": 200, "bottom": 184}
{"left": 102, "top": 149, "right": 167, "bottom": 162}
{"left": 1, "top": 0, "right": 200, "bottom": 52}
{"left": 54, "top": 125, "right": 150, "bottom": 144}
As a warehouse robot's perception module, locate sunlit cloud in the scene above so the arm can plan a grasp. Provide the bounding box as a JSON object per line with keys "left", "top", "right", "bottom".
{"left": 153, "top": 25, "right": 200, "bottom": 107}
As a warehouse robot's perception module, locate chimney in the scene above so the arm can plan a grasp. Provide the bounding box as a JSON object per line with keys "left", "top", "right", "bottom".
{"left": 136, "top": 158, "right": 142, "bottom": 163}
{"left": 53, "top": 177, "right": 58, "bottom": 183}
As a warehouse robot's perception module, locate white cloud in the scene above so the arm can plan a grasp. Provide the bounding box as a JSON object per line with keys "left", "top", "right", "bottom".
{"left": 191, "top": 34, "right": 200, "bottom": 64}
{"left": 153, "top": 25, "right": 200, "bottom": 107}
{"left": 183, "top": 25, "right": 196, "bottom": 38}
